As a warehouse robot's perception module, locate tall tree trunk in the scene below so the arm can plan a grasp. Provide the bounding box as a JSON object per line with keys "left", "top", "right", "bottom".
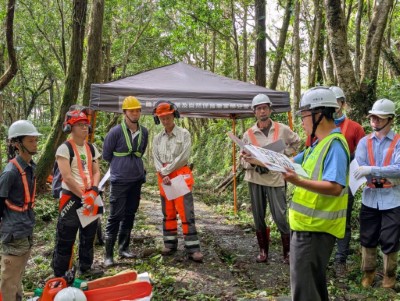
{"left": 360, "top": 0, "right": 394, "bottom": 112}
{"left": 269, "top": 0, "right": 293, "bottom": 89}
{"left": 255, "top": 0, "right": 266, "bottom": 86}
{"left": 381, "top": 39, "right": 400, "bottom": 77}
{"left": 36, "top": 0, "right": 88, "bottom": 191}
{"left": 354, "top": 0, "right": 363, "bottom": 81}
{"left": 82, "top": 0, "right": 105, "bottom": 106}
{"left": 292, "top": 0, "right": 301, "bottom": 112}
{"left": 242, "top": 4, "right": 248, "bottom": 82}
{"left": 0, "top": 0, "right": 18, "bottom": 91}
{"left": 211, "top": 31, "right": 216, "bottom": 73}
{"left": 325, "top": 37, "right": 335, "bottom": 84}
{"left": 308, "top": 0, "right": 323, "bottom": 87}
{"left": 324, "top": 0, "right": 359, "bottom": 116}
{"left": 231, "top": 0, "right": 241, "bottom": 80}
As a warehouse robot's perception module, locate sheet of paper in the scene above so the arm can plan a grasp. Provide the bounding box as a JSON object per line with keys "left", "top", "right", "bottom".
{"left": 77, "top": 195, "right": 103, "bottom": 228}
{"left": 98, "top": 168, "right": 110, "bottom": 192}
{"left": 262, "top": 139, "right": 286, "bottom": 153}
{"left": 349, "top": 159, "right": 366, "bottom": 195}
{"left": 161, "top": 175, "right": 190, "bottom": 200}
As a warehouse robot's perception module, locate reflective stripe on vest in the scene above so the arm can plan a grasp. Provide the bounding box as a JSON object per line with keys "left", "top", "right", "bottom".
{"left": 113, "top": 122, "right": 143, "bottom": 158}
{"left": 366, "top": 133, "right": 400, "bottom": 188}
{"left": 69, "top": 140, "right": 93, "bottom": 191}
{"left": 5, "top": 158, "right": 36, "bottom": 212}
{"left": 289, "top": 133, "right": 350, "bottom": 238}
{"left": 247, "top": 122, "right": 280, "bottom": 146}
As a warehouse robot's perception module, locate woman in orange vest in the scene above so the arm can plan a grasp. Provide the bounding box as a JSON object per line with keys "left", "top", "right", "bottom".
{"left": 241, "top": 94, "right": 300, "bottom": 264}
{"left": 0, "top": 120, "right": 41, "bottom": 300}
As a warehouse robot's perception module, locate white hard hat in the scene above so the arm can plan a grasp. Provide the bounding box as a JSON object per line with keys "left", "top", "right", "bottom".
{"left": 368, "top": 98, "right": 395, "bottom": 117}
{"left": 329, "top": 86, "right": 345, "bottom": 101}
{"left": 297, "top": 87, "right": 339, "bottom": 114}
{"left": 54, "top": 287, "right": 87, "bottom": 301}
{"left": 251, "top": 94, "right": 272, "bottom": 109}
{"left": 8, "top": 120, "right": 42, "bottom": 139}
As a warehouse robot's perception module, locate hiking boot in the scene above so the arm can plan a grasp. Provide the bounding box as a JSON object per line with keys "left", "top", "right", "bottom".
{"left": 382, "top": 252, "right": 398, "bottom": 289}
{"left": 119, "top": 250, "right": 136, "bottom": 259}
{"left": 361, "top": 270, "right": 376, "bottom": 288}
{"left": 188, "top": 251, "right": 204, "bottom": 262}
{"left": 78, "top": 266, "right": 104, "bottom": 278}
{"left": 334, "top": 262, "right": 347, "bottom": 278}
{"left": 161, "top": 247, "right": 177, "bottom": 256}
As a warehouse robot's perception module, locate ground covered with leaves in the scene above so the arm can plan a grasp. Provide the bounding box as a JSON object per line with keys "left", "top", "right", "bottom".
{"left": 25, "top": 177, "right": 400, "bottom": 301}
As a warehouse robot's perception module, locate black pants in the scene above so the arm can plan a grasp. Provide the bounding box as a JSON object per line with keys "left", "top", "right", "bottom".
{"left": 290, "top": 231, "right": 336, "bottom": 301}
{"left": 105, "top": 181, "right": 142, "bottom": 238}
{"left": 52, "top": 196, "right": 98, "bottom": 277}
{"left": 335, "top": 192, "right": 354, "bottom": 262}
{"left": 360, "top": 204, "right": 400, "bottom": 254}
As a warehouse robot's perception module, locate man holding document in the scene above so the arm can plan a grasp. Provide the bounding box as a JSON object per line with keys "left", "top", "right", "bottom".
{"left": 282, "top": 87, "right": 350, "bottom": 301}
{"left": 240, "top": 94, "right": 300, "bottom": 264}
{"left": 152, "top": 101, "right": 203, "bottom": 262}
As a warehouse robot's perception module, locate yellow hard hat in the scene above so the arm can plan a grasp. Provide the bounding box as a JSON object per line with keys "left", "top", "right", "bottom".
{"left": 122, "top": 96, "right": 141, "bottom": 110}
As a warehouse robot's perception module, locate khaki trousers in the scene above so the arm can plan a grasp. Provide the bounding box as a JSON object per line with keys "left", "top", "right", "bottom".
{"left": 1, "top": 249, "right": 31, "bottom": 301}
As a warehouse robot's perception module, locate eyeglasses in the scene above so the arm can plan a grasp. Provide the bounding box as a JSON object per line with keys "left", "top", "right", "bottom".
{"left": 369, "top": 116, "right": 386, "bottom": 122}
{"left": 300, "top": 114, "right": 312, "bottom": 121}
{"left": 74, "top": 123, "right": 90, "bottom": 129}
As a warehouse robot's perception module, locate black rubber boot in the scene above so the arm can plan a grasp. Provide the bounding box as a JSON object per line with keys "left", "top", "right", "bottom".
{"left": 118, "top": 231, "right": 135, "bottom": 259}
{"left": 104, "top": 236, "right": 116, "bottom": 267}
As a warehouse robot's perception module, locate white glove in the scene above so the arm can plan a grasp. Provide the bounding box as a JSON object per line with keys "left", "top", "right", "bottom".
{"left": 354, "top": 166, "right": 372, "bottom": 180}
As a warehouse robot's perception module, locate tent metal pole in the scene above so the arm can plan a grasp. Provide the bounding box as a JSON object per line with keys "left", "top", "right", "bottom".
{"left": 288, "top": 111, "right": 293, "bottom": 130}
{"left": 88, "top": 110, "right": 97, "bottom": 143}
{"left": 232, "top": 116, "right": 238, "bottom": 214}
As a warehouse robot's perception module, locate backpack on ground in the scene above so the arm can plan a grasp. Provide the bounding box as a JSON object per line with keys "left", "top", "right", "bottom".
{"left": 52, "top": 141, "right": 95, "bottom": 198}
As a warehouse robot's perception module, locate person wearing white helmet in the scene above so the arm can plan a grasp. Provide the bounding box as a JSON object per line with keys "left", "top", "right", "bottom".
{"left": 326, "top": 86, "right": 365, "bottom": 276}
{"left": 283, "top": 87, "right": 350, "bottom": 301}
{"left": 0, "top": 120, "right": 41, "bottom": 300}
{"left": 353, "top": 98, "right": 400, "bottom": 289}
{"left": 241, "top": 94, "right": 300, "bottom": 264}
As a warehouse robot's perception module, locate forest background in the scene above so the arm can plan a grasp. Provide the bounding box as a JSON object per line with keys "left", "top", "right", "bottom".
{"left": 0, "top": 0, "right": 400, "bottom": 300}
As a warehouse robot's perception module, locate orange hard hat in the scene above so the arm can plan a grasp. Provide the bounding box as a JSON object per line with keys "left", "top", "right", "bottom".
{"left": 65, "top": 110, "right": 89, "bottom": 125}
{"left": 155, "top": 102, "right": 175, "bottom": 117}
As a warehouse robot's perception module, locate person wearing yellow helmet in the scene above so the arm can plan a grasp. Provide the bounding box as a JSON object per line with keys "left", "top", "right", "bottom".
{"left": 102, "top": 96, "right": 148, "bottom": 267}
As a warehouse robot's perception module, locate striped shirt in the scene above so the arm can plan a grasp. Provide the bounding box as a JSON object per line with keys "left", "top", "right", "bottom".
{"left": 153, "top": 125, "right": 191, "bottom": 176}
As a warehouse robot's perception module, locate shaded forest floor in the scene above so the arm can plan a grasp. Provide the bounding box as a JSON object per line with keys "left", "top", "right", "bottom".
{"left": 25, "top": 181, "right": 400, "bottom": 301}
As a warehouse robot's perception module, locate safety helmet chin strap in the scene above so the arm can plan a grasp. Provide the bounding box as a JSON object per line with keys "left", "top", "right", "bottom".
{"left": 310, "top": 110, "right": 325, "bottom": 140}
{"left": 19, "top": 142, "right": 37, "bottom": 155}
{"left": 125, "top": 114, "right": 138, "bottom": 124}
{"left": 373, "top": 118, "right": 392, "bottom": 132}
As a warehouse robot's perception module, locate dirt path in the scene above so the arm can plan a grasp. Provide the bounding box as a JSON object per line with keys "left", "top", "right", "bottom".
{"left": 125, "top": 186, "right": 291, "bottom": 301}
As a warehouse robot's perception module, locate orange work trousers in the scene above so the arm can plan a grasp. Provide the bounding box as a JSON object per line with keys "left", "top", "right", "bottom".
{"left": 157, "top": 166, "right": 200, "bottom": 254}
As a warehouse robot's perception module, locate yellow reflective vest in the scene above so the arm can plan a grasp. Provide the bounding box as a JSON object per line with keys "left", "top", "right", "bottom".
{"left": 289, "top": 132, "right": 350, "bottom": 238}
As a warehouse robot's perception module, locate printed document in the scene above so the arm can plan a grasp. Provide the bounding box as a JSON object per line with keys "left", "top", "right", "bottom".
{"left": 162, "top": 175, "right": 190, "bottom": 200}
{"left": 77, "top": 195, "right": 103, "bottom": 228}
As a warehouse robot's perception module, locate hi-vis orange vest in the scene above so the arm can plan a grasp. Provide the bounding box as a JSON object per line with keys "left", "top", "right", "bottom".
{"left": 366, "top": 133, "right": 400, "bottom": 188}
{"left": 247, "top": 122, "right": 280, "bottom": 146}
{"left": 5, "top": 158, "right": 36, "bottom": 212}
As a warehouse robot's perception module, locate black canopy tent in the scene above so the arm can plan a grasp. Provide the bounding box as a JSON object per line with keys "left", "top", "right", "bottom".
{"left": 90, "top": 62, "right": 292, "bottom": 212}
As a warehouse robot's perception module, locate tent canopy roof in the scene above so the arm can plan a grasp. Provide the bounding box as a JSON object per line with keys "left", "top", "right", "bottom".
{"left": 90, "top": 62, "right": 291, "bottom": 118}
